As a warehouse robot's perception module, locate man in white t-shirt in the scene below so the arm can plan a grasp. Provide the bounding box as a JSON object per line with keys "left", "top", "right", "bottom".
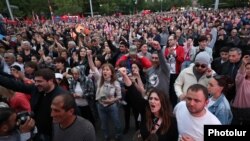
{"left": 174, "top": 84, "right": 221, "bottom": 141}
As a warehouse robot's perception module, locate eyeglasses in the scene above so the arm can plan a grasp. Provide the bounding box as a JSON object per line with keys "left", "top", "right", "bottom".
{"left": 195, "top": 63, "right": 207, "bottom": 68}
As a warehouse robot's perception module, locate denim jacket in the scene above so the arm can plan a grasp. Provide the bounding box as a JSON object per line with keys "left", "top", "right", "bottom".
{"left": 208, "top": 94, "right": 233, "bottom": 125}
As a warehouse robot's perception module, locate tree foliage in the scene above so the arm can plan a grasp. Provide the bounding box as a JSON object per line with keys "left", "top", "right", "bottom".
{"left": 0, "top": 0, "right": 249, "bottom": 18}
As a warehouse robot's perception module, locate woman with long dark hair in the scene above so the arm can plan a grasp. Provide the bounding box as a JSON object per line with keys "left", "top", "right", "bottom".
{"left": 119, "top": 67, "right": 178, "bottom": 141}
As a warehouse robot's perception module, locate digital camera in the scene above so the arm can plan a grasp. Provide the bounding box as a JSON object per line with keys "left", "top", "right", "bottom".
{"left": 17, "top": 111, "right": 34, "bottom": 125}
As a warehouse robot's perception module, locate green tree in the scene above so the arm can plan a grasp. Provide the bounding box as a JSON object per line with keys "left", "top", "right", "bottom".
{"left": 1, "top": 0, "right": 249, "bottom": 19}
{"left": 52, "top": 0, "right": 81, "bottom": 15}
{"left": 1, "top": 0, "right": 49, "bottom": 18}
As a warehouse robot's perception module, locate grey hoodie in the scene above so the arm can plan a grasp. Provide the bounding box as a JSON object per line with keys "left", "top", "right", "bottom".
{"left": 146, "top": 49, "right": 170, "bottom": 98}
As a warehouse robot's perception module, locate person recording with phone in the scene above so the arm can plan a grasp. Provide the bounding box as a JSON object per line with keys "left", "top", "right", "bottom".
{"left": 0, "top": 107, "right": 36, "bottom": 141}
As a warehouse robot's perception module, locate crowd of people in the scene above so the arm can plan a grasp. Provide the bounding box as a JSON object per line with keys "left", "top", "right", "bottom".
{"left": 0, "top": 7, "right": 250, "bottom": 141}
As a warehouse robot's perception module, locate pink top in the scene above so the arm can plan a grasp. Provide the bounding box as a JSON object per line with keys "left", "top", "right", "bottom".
{"left": 232, "top": 70, "right": 250, "bottom": 108}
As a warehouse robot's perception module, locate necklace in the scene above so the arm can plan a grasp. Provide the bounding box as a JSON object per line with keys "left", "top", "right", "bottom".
{"left": 151, "top": 117, "right": 162, "bottom": 133}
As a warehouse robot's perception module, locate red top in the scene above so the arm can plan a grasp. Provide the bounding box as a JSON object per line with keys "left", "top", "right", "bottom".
{"left": 116, "top": 55, "right": 152, "bottom": 69}
{"left": 165, "top": 45, "right": 185, "bottom": 74}
{"left": 9, "top": 92, "right": 31, "bottom": 112}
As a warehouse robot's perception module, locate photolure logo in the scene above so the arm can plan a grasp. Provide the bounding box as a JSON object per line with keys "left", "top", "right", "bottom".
{"left": 204, "top": 125, "right": 249, "bottom": 141}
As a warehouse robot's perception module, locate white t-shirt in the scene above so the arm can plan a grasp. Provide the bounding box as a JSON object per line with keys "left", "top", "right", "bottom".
{"left": 74, "top": 82, "right": 88, "bottom": 106}
{"left": 207, "top": 98, "right": 216, "bottom": 108}
{"left": 174, "top": 101, "right": 221, "bottom": 141}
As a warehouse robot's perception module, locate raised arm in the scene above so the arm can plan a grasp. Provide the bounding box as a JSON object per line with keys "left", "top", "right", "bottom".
{"left": 87, "top": 49, "right": 101, "bottom": 80}
{"left": 118, "top": 67, "right": 132, "bottom": 87}
{"left": 0, "top": 74, "right": 33, "bottom": 94}
{"left": 87, "top": 49, "right": 98, "bottom": 72}
{"left": 133, "top": 71, "right": 146, "bottom": 96}
{"left": 119, "top": 67, "right": 146, "bottom": 113}
{"left": 150, "top": 41, "right": 170, "bottom": 75}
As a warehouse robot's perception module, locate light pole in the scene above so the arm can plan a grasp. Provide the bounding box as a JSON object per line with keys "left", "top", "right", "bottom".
{"left": 161, "top": 0, "right": 163, "bottom": 12}
{"left": 134, "top": 0, "right": 138, "bottom": 14}
{"left": 89, "top": 0, "right": 93, "bottom": 17}
{"left": 214, "top": 0, "right": 219, "bottom": 10}
{"left": 5, "top": 0, "right": 14, "bottom": 20}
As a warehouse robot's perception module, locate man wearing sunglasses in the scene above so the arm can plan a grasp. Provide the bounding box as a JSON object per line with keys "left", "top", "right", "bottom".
{"left": 175, "top": 52, "right": 213, "bottom": 101}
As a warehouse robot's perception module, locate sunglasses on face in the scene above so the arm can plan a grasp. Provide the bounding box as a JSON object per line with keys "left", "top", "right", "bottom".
{"left": 195, "top": 63, "right": 207, "bottom": 68}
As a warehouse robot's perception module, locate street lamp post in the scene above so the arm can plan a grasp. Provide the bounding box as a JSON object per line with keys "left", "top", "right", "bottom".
{"left": 89, "top": 0, "right": 93, "bottom": 17}
{"left": 161, "top": 0, "right": 163, "bottom": 12}
{"left": 5, "top": 0, "right": 14, "bottom": 20}
{"left": 214, "top": 0, "right": 219, "bottom": 10}
{"left": 134, "top": 0, "right": 138, "bottom": 14}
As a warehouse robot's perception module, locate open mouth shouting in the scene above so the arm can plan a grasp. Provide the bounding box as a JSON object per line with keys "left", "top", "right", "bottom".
{"left": 148, "top": 92, "right": 161, "bottom": 115}
{"left": 150, "top": 104, "right": 156, "bottom": 112}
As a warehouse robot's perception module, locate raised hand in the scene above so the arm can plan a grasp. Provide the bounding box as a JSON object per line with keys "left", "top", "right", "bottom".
{"left": 19, "top": 117, "right": 35, "bottom": 133}
{"left": 118, "top": 67, "right": 127, "bottom": 76}
{"left": 149, "top": 40, "right": 161, "bottom": 51}
{"left": 205, "top": 68, "right": 213, "bottom": 78}
{"left": 87, "top": 49, "right": 92, "bottom": 57}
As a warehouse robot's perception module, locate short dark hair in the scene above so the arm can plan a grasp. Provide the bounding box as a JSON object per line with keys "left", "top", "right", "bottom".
{"left": 54, "top": 57, "right": 66, "bottom": 65}
{"left": 11, "top": 65, "right": 21, "bottom": 71}
{"left": 213, "top": 75, "right": 231, "bottom": 95}
{"left": 198, "top": 35, "right": 208, "bottom": 42}
{"left": 187, "top": 84, "right": 209, "bottom": 100}
{"left": 34, "top": 68, "right": 55, "bottom": 81}
{"left": 95, "top": 54, "right": 105, "bottom": 65}
{"left": 119, "top": 41, "right": 129, "bottom": 48}
{"left": 187, "top": 36, "right": 194, "bottom": 40}
{"left": 0, "top": 107, "right": 14, "bottom": 126}
{"left": 60, "top": 94, "right": 77, "bottom": 114}
{"left": 24, "top": 61, "right": 38, "bottom": 71}
{"left": 91, "top": 38, "right": 97, "bottom": 43}
{"left": 152, "top": 51, "right": 158, "bottom": 55}
{"left": 169, "top": 34, "right": 177, "bottom": 40}
{"left": 219, "top": 47, "right": 229, "bottom": 53}
{"left": 244, "top": 50, "right": 250, "bottom": 56}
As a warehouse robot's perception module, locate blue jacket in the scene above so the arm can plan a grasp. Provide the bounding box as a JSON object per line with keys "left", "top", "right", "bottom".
{"left": 208, "top": 94, "right": 233, "bottom": 125}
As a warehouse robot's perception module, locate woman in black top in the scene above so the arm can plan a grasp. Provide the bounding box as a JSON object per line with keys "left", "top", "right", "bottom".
{"left": 119, "top": 67, "right": 178, "bottom": 141}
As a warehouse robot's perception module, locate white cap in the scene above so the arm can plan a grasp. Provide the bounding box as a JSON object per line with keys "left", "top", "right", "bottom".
{"left": 55, "top": 73, "right": 63, "bottom": 79}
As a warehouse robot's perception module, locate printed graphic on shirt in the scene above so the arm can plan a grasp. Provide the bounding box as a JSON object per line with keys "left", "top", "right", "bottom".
{"left": 149, "top": 74, "right": 159, "bottom": 87}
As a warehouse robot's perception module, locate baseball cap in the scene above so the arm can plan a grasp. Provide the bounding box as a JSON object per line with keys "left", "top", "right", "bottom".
{"left": 129, "top": 45, "right": 137, "bottom": 55}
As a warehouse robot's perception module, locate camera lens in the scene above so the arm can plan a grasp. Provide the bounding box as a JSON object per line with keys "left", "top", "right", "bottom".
{"left": 17, "top": 111, "right": 33, "bottom": 125}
